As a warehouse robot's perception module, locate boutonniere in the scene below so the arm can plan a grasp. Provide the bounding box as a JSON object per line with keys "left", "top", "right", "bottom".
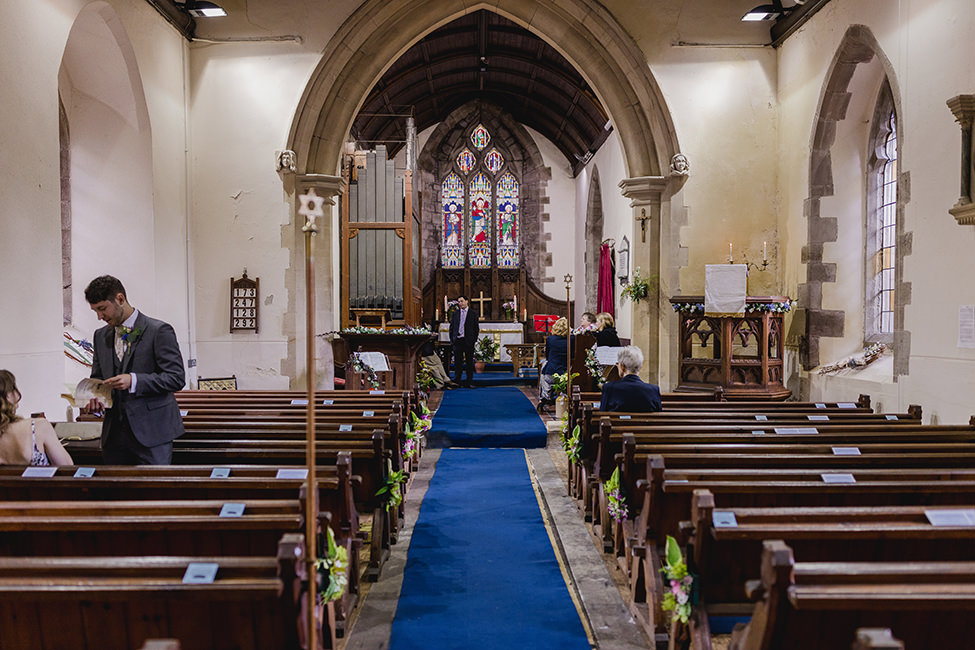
{"left": 119, "top": 326, "right": 143, "bottom": 342}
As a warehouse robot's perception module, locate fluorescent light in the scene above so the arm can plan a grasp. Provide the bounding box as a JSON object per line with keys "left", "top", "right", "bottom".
{"left": 742, "top": 4, "right": 781, "bottom": 21}
{"left": 186, "top": 1, "right": 227, "bottom": 17}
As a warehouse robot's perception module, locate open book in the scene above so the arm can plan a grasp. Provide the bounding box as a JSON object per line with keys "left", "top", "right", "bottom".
{"left": 62, "top": 377, "right": 114, "bottom": 408}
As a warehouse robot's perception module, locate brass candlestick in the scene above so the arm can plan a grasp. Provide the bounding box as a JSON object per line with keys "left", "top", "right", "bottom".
{"left": 564, "top": 273, "right": 573, "bottom": 400}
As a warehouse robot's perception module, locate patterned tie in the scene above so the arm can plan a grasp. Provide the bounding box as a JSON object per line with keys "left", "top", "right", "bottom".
{"left": 114, "top": 327, "right": 125, "bottom": 361}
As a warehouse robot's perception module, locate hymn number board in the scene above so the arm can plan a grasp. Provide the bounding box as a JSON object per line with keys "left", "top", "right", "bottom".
{"left": 230, "top": 273, "right": 259, "bottom": 333}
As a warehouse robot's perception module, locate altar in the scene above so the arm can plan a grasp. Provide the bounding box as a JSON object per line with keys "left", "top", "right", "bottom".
{"left": 439, "top": 321, "right": 524, "bottom": 362}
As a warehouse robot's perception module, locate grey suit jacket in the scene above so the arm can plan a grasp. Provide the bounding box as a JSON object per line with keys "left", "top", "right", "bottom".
{"left": 90, "top": 312, "right": 186, "bottom": 448}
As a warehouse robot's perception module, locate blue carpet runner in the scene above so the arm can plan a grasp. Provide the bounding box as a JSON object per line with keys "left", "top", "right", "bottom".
{"left": 426, "top": 386, "right": 547, "bottom": 448}
{"left": 389, "top": 448, "right": 591, "bottom": 650}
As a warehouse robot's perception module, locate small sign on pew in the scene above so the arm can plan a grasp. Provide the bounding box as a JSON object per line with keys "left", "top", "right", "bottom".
{"left": 831, "top": 446, "right": 861, "bottom": 456}
{"left": 752, "top": 430, "right": 766, "bottom": 435}
{"left": 73, "top": 467, "right": 96, "bottom": 478}
{"left": 182, "top": 562, "right": 219, "bottom": 584}
{"left": 886, "top": 415, "right": 899, "bottom": 421}
{"left": 210, "top": 467, "right": 231, "bottom": 478}
{"left": 620, "top": 415, "right": 631, "bottom": 420}
{"left": 219, "top": 503, "right": 246, "bottom": 517}
{"left": 322, "top": 399, "right": 334, "bottom": 405}
{"left": 821, "top": 473, "right": 856, "bottom": 484}
{"left": 808, "top": 415, "right": 830, "bottom": 421}
{"left": 669, "top": 479, "right": 689, "bottom": 484}
{"left": 180, "top": 410, "right": 189, "bottom": 417}
{"left": 713, "top": 511, "right": 738, "bottom": 528}
{"left": 815, "top": 403, "right": 827, "bottom": 409}
{"left": 21, "top": 467, "right": 57, "bottom": 478}
{"left": 369, "top": 390, "right": 385, "bottom": 395}
{"left": 276, "top": 468, "right": 309, "bottom": 480}
{"left": 755, "top": 414, "right": 768, "bottom": 421}
{"left": 362, "top": 410, "right": 375, "bottom": 417}
{"left": 774, "top": 427, "right": 819, "bottom": 435}
{"left": 340, "top": 424, "right": 353, "bottom": 432}
{"left": 838, "top": 402, "right": 857, "bottom": 409}
{"left": 290, "top": 399, "right": 309, "bottom": 406}
{"left": 592, "top": 402, "right": 600, "bottom": 408}
{"left": 925, "top": 509, "right": 975, "bottom": 527}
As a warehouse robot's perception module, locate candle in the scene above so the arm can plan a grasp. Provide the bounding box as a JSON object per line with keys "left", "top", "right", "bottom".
{"left": 444, "top": 295, "right": 448, "bottom": 312}
{"left": 729, "top": 242, "right": 733, "bottom": 262}
{"left": 435, "top": 308, "right": 440, "bottom": 321}
{"left": 763, "top": 241, "right": 767, "bottom": 262}
{"left": 522, "top": 307, "right": 527, "bottom": 321}
{"left": 513, "top": 294, "right": 517, "bottom": 315}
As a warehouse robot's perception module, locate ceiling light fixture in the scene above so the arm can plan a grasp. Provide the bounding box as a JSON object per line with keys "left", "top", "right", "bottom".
{"left": 184, "top": 1, "right": 227, "bottom": 18}
{"left": 742, "top": 1, "right": 784, "bottom": 21}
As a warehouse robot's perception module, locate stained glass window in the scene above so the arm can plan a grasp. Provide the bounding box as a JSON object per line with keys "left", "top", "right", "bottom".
{"left": 496, "top": 172, "right": 519, "bottom": 267}
{"left": 485, "top": 148, "right": 504, "bottom": 174}
{"left": 468, "top": 172, "right": 492, "bottom": 267}
{"left": 877, "top": 112, "right": 897, "bottom": 333}
{"left": 456, "top": 148, "right": 475, "bottom": 174}
{"left": 471, "top": 124, "right": 490, "bottom": 150}
{"left": 441, "top": 172, "right": 464, "bottom": 268}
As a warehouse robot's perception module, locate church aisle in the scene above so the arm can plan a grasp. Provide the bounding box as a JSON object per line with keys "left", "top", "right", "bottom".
{"left": 387, "top": 448, "right": 591, "bottom": 650}
{"left": 426, "top": 385, "right": 548, "bottom": 448}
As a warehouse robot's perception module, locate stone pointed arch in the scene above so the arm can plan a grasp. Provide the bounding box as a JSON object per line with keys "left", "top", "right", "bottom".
{"left": 584, "top": 167, "right": 604, "bottom": 311}
{"left": 800, "top": 25, "right": 911, "bottom": 373}
{"left": 287, "top": 0, "right": 680, "bottom": 181}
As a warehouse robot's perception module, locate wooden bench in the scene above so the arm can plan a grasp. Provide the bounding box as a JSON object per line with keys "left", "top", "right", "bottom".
{"left": 0, "top": 533, "right": 325, "bottom": 650}
{"left": 723, "top": 540, "right": 975, "bottom": 650}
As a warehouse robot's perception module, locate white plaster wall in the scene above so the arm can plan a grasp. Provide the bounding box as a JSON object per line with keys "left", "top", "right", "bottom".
{"left": 777, "top": 0, "right": 975, "bottom": 422}
{"left": 0, "top": 0, "right": 189, "bottom": 419}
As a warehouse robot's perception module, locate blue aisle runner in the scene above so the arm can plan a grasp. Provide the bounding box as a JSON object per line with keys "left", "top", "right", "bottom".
{"left": 389, "top": 449, "right": 591, "bottom": 650}
{"left": 427, "top": 386, "right": 547, "bottom": 448}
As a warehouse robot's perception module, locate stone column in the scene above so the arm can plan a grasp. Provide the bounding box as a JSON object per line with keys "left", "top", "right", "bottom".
{"left": 618, "top": 176, "right": 668, "bottom": 382}
{"left": 291, "top": 172, "right": 344, "bottom": 389}
{"left": 947, "top": 95, "right": 975, "bottom": 225}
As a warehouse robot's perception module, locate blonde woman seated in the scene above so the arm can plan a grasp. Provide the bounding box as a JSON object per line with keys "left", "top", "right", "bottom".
{"left": 0, "top": 370, "right": 73, "bottom": 466}
{"left": 594, "top": 312, "right": 621, "bottom": 347}
{"left": 537, "top": 317, "right": 573, "bottom": 412}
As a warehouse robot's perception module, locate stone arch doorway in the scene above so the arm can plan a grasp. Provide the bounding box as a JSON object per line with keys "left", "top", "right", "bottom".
{"left": 800, "top": 25, "right": 910, "bottom": 376}
{"left": 584, "top": 167, "right": 604, "bottom": 312}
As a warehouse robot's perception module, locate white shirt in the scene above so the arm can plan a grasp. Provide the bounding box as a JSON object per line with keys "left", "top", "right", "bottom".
{"left": 119, "top": 309, "right": 139, "bottom": 393}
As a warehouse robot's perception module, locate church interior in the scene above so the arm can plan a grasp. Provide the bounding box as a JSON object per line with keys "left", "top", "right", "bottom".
{"left": 2, "top": 0, "right": 975, "bottom": 648}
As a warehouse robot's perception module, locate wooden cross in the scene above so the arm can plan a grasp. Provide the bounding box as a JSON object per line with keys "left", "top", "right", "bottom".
{"left": 470, "top": 290, "right": 492, "bottom": 320}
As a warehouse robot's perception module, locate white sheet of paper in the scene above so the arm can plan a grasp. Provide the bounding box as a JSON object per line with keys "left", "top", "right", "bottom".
{"left": 831, "top": 447, "right": 861, "bottom": 456}
{"left": 210, "top": 467, "right": 231, "bottom": 478}
{"left": 838, "top": 402, "right": 857, "bottom": 409}
{"left": 219, "top": 503, "right": 246, "bottom": 517}
{"left": 821, "top": 473, "right": 856, "bottom": 484}
{"left": 22, "top": 467, "right": 57, "bottom": 478}
{"left": 357, "top": 352, "right": 391, "bottom": 372}
{"left": 808, "top": 415, "right": 830, "bottom": 421}
{"left": 713, "top": 511, "right": 738, "bottom": 528}
{"left": 774, "top": 427, "right": 819, "bottom": 435}
{"left": 926, "top": 509, "right": 975, "bottom": 527}
{"left": 594, "top": 346, "right": 623, "bottom": 366}
{"left": 73, "top": 467, "right": 95, "bottom": 478}
{"left": 959, "top": 305, "right": 975, "bottom": 349}
{"left": 182, "top": 562, "right": 219, "bottom": 584}
{"left": 276, "top": 469, "right": 309, "bottom": 479}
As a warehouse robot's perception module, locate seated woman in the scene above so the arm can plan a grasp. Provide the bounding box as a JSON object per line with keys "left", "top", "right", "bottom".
{"left": 594, "top": 312, "right": 622, "bottom": 347}
{"left": 0, "top": 370, "right": 73, "bottom": 466}
{"left": 598, "top": 346, "right": 661, "bottom": 412}
{"left": 419, "top": 322, "right": 456, "bottom": 390}
{"left": 537, "top": 317, "right": 573, "bottom": 412}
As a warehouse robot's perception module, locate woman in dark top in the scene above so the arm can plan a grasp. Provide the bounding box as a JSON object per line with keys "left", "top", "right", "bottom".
{"left": 594, "top": 312, "right": 621, "bottom": 347}
{"left": 537, "top": 317, "right": 572, "bottom": 411}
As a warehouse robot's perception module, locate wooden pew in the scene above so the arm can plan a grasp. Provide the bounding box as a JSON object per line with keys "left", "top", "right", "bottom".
{"left": 0, "top": 533, "right": 327, "bottom": 650}
{"left": 724, "top": 540, "right": 975, "bottom": 650}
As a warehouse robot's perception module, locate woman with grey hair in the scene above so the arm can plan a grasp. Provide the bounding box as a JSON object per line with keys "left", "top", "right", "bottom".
{"left": 598, "top": 346, "right": 661, "bottom": 412}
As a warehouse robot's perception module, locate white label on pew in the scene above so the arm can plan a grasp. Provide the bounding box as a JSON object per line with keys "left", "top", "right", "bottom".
{"left": 340, "top": 424, "right": 353, "bottom": 432}
{"left": 362, "top": 410, "right": 375, "bottom": 417}
{"left": 838, "top": 402, "right": 857, "bottom": 409}
{"left": 620, "top": 415, "right": 631, "bottom": 420}
{"left": 210, "top": 467, "right": 231, "bottom": 478}
{"left": 808, "top": 415, "right": 830, "bottom": 421}
{"left": 290, "top": 399, "right": 308, "bottom": 406}
{"left": 180, "top": 410, "right": 189, "bottom": 417}
{"left": 831, "top": 447, "right": 861, "bottom": 456}
{"left": 752, "top": 430, "right": 766, "bottom": 435}
{"left": 592, "top": 402, "right": 600, "bottom": 408}
{"left": 821, "top": 473, "right": 856, "bottom": 484}
{"left": 669, "top": 479, "right": 689, "bottom": 483}
{"left": 182, "top": 562, "right": 219, "bottom": 584}
{"left": 886, "top": 415, "right": 899, "bottom": 421}
{"left": 21, "top": 467, "right": 57, "bottom": 478}
{"left": 276, "top": 469, "right": 309, "bottom": 480}
{"left": 774, "top": 427, "right": 819, "bottom": 435}
{"left": 815, "top": 403, "right": 827, "bottom": 409}
{"left": 713, "top": 512, "right": 738, "bottom": 528}
{"left": 73, "top": 467, "right": 95, "bottom": 478}
{"left": 369, "top": 390, "right": 385, "bottom": 395}
{"left": 755, "top": 415, "right": 768, "bottom": 421}
{"left": 322, "top": 399, "right": 334, "bottom": 405}
{"left": 219, "top": 503, "right": 246, "bottom": 517}
{"left": 925, "top": 509, "right": 975, "bottom": 527}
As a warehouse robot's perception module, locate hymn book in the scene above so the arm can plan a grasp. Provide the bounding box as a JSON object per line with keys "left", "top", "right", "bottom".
{"left": 62, "top": 377, "right": 114, "bottom": 408}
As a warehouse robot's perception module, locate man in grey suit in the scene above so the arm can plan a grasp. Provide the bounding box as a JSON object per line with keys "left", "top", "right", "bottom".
{"left": 84, "top": 275, "right": 186, "bottom": 464}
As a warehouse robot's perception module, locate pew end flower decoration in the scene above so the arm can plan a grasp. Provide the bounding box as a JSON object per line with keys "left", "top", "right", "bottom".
{"left": 563, "top": 424, "right": 582, "bottom": 463}
{"left": 551, "top": 371, "right": 579, "bottom": 399}
{"left": 375, "top": 459, "right": 408, "bottom": 511}
{"left": 604, "top": 466, "right": 628, "bottom": 523}
{"left": 349, "top": 351, "right": 380, "bottom": 389}
{"left": 660, "top": 535, "right": 694, "bottom": 624}
{"left": 314, "top": 525, "right": 349, "bottom": 603}
{"left": 585, "top": 347, "right": 605, "bottom": 389}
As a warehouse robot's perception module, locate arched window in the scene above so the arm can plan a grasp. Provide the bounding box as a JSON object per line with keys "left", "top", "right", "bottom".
{"left": 865, "top": 84, "right": 897, "bottom": 341}
{"left": 440, "top": 124, "right": 520, "bottom": 268}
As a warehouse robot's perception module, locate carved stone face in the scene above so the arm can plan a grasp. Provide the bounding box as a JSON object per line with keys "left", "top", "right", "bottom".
{"left": 670, "top": 153, "right": 689, "bottom": 175}
{"left": 278, "top": 150, "right": 296, "bottom": 172}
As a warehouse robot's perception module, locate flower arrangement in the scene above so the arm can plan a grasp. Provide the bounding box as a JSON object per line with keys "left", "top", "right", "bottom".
{"left": 745, "top": 298, "right": 794, "bottom": 314}
{"left": 405, "top": 410, "right": 432, "bottom": 461}
{"left": 338, "top": 325, "right": 432, "bottom": 335}
{"left": 604, "top": 466, "right": 628, "bottom": 523}
{"left": 585, "top": 347, "right": 605, "bottom": 389}
{"left": 550, "top": 371, "right": 580, "bottom": 398}
{"left": 349, "top": 352, "right": 380, "bottom": 389}
{"left": 474, "top": 336, "right": 499, "bottom": 362}
{"left": 660, "top": 535, "right": 694, "bottom": 624}
{"left": 314, "top": 525, "right": 349, "bottom": 603}
{"left": 446, "top": 299, "right": 459, "bottom": 318}
{"left": 501, "top": 301, "right": 516, "bottom": 312}
{"left": 671, "top": 301, "right": 705, "bottom": 314}
{"left": 375, "top": 459, "right": 408, "bottom": 511}
{"left": 415, "top": 361, "right": 438, "bottom": 392}
{"left": 620, "top": 267, "right": 657, "bottom": 304}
